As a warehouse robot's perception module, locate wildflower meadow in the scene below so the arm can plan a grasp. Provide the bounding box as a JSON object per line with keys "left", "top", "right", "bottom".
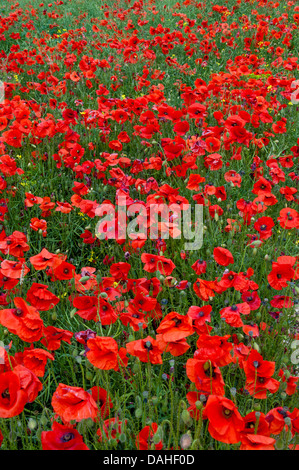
{"left": 0, "top": 0, "right": 298, "bottom": 452}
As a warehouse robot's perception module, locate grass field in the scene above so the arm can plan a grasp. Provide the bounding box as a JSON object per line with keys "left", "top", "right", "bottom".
{"left": 0, "top": 0, "right": 298, "bottom": 450}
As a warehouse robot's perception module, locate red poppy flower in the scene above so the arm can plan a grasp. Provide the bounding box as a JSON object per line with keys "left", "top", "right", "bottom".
{"left": 89, "top": 386, "right": 113, "bottom": 419}
{"left": 156, "top": 311, "right": 193, "bottom": 342}
{"left": 278, "top": 208, "right": 299, "bottom": 229}
{"left": 136, "top": 423, "right": 163, "bottom": 450}
{"left": 0, "top": 231, "right": 30, "bottom": 258}
{"left": 126, "top": 336, "right": 163, "bottom": 364}
{"left": 0, "top": 370, "right": 28, "bottom": 418}
{"left": 204, "top": 395, "right": 244, "bottom": 444}
{"left": 156, "top": 334, "right": 190, "bottom": 357}
{"left": 195, "top": 334, "right": 234, "bottom": 367}
{"left": 26, "top": 283, "right": 60, "bottom": 311}
{"left": 213, "top": 247, "right": 234, "bottom": 266}
{"left": 187, "top": 305, "right": 212, "bottom": 327}
{"left": 191, "top": 259, "right": 207, "bottom": 275}
{"left": 254, "top": 216, "right": 275, "bottom": 240}
{"left": 141, "top": 253, "right": 175, "bottom": 276}
{"left": 267, "top": 259, "right": 295, "bottom": 290}
{"left": 0, "top": 297, "right": 43, "bottom": 343}
{"left": 186, "top": 359, "right": 225, "bottom": 396}
{"left": 13, "top": 364, "right": 43, "bottom": 403}
{"left": 219, "top": 303, "right": 250, "bottom": 328}
{"left": 41, "top": 326, "right": 73, "bottom": 351}
{"left": 29, "top": 248, "right": 57, "bottom": 270}
{"left": 20, "top": 348, "right": 55, "bottom": 377}
{"left": 86, "top": 336, "right": 127, "bottom": 371}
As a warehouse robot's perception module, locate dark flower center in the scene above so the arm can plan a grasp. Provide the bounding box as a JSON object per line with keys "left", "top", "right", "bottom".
{"left": 14, "top": 308, "right": 23, "bottom": 317}
{"left": 222, "top": 407, "right": 233, "bottom": 418}
{"left": 62, "top": 432, "right": 74, "bottom": 442}
{"left": 1, "top": 388, "right": 9, "bottom": 399}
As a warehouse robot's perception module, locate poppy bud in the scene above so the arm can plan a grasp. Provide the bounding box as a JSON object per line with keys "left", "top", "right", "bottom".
{"left": 275, "top": 435, "right": 284, "bottom": 450}
{"left": 70, "top": 308, "right": 77, "bottom": 318}
{"left": 283, "top": 370, "right": 291, "bottom": 380}
{"left": 28, "top": 418, "right": 37, "bottom": 431}
{"left": 195, "top": 401, "right": 203, "bottom": 410}
{"left": 214, "top": 212, "right": 219, "bottom": 221}
{"left": 86, "top": 370, "right": 93, "bottom": 381}
{"left": 40, "top": 415, "right": 48, "bottom": 426}
{"left": 51, "top": 312, "right": 57, "bottom": 321}
{"left": 264, "top": 254, "right": 270, "bottom": 261}
{"left": 99, "top": 292, "right": 108, "bottom": 298}
{"left": 135, "top": 408, "right": 143, "bottom": 419}
{"left": 235, "top": 291, "right": 241, "bottom": 300}
{"left": 79, "top": 276, "right": 90, "bottom": 284}
{"left": 256, "top": 312, "right": 261, "bottom": 320}
{"left": 181, "top": 409, "right": 192, "bottom": 426}
{"left": 284, "top": 417, "right": 291, "bottom": 427}
{"left": 151, "top": 396, "right": 158, "bottom": 406}
{"left": 252, "top": 247, "right": 257, "bottom": 256}
{"left": 153, "top": 426, "right": 163, "bottom": 444}
{"left": 119, "top": 434, "right": 126, "bottom": 443}
{"left": 253, "top": 342, "right": 260, "bottom": 352}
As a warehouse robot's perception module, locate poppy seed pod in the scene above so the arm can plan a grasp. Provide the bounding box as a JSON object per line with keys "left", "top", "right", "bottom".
{"left": 28, "top": 418, "right": 37, "bottom": 431}
{"left": 135, "top": 408, "right": 142, "bottom": 419}
{"left": 180, "top": 433, "right": 192, "bottom": 449}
